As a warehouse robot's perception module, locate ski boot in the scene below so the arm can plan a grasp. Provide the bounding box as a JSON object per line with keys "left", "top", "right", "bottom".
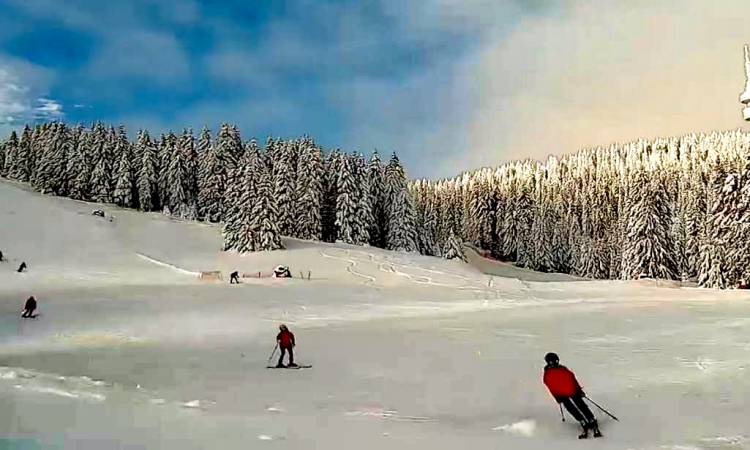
{"left": 589, "top": 420, "right": 602, "bottom": 438}
{"left": 578, "top": 421, "right": 589, "bottom": 439}
{"left": 276, "top": 362, "right": 286, "bottom": 368}
{"left": 287, "top": 362, "right": 298, "bottom": 368}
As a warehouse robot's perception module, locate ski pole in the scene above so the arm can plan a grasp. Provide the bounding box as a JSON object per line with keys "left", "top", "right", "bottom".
{"left": 559, "top": 403, "right": 565, "bottom": 422}
{"left": 266, "top": 343, "right": 278, "bottom": 366}
{"left": 584, "top": 397, "right": 619, "bottom": 421}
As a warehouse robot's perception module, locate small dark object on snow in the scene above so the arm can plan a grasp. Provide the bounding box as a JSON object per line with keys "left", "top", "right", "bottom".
{"left": 230, "top": 271, "right": 240, "bottom": 284}
{"left": 276, "top": 324, "right": 296, "bottom": 368}
{"left": 542, "top": 352, "right": 601, "bottom": 439}
{"left": 273, "top": 265, "right": 292, "bottom": 278}
{"left": 0, "top": 250, "right": 4, "bottom": 261}
{"left": 17, "top": 262, "right": 26, "bottom": 273}
{"left": 92, "top": 209, "right": 105, "bottom": 217}
{"left": 21, "top": 296, "right": 37, "bottom": 318}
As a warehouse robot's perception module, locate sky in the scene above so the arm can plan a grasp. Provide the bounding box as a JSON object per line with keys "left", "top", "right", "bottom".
{"left": 1, "top": 0, "right": 750, "bottom": 179}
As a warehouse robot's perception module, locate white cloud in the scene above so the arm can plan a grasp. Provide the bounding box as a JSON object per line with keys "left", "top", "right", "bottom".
{"left": 0, "top": 58, "right": 63, "bottom": 136}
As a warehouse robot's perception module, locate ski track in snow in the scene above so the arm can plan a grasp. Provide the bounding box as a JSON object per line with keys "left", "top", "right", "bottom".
{"left": 135, "top": 253, "right": 200, "bottom": 277}
{"left": 320, "top": 248, "right": 494, "bottom": 292}
{"left": 318, "top": 250, "right": 377, "bottom": 286}
{"left": 0, "top": 365, "right": 212, "bottom": 413}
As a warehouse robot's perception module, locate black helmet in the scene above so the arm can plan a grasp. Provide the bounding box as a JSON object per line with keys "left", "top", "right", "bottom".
{"left": 544, "top": 352, "right": 559, "bottom": 365}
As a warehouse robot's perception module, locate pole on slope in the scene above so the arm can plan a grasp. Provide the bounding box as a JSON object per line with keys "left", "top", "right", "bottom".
{"left": 559, "top": 403, "right": 565, "bottom": 422}
{"left": 585, "top": 397, "right": 619, "bottom": 421}
{"left": 266, "top": 343, "right": 278, "bottom": 366}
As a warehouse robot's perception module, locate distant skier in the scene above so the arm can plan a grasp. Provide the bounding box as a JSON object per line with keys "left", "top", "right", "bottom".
{"left": 230, "top": 271, "right": 240, "bottom": 284}
{"left": 0, "top": 250, "right": 4, "bottom": 262}
{"left": 276, "top": 324, "right": 297, "bottom": 368}
{"left": 542, "top": 352, "right": 601, "bottom": 439}
{"left": 21, "top": 296, "right": 37, "bottom": 318}
{"left": 17, "top": 261, "right": 26, "bottom": 273}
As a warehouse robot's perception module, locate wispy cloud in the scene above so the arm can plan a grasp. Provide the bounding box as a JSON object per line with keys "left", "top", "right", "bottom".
{"left": 0, "top": 58, "right": 63, "bottom": 135}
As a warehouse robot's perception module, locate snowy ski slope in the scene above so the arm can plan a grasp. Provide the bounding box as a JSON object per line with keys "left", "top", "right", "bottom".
{"left": 2, "top": 179, "right": 750, "bottom": 450}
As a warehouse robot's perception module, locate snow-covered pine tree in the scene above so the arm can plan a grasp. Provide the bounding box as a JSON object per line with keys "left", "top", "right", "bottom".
{"left": 68, "top": 126, "right": 92, "bottom": 201}
{"left": 249, "top": 152, "right": 284, "bottom": 251}
{"left": 158, "top": 132, "right": 176, "bottom": 214}
{"left": 197, "top": 126, "right": 225, "bottom": 222}
{"left": 59, "top": 124, "right": 85, "bottom": 197}
{"left": 0, "top": 141, "right": 5, "bottom": 178}
{"left": 164, "top": 130, "right": 198, "bottom": 220}
{"left": 26, "top": 124, "right": 43, "bottom": 185}
{"left": 334, "top": 154, "right": 359, "bottom": 244}
{"left": 620, "top": 171, "right": 678, "bottom": 280}
{"left": 113, "top": 140, "right": 135, "bottom": 208}
{"left": 272, "top": 139, "right": 297, "bottom": 236}
{"left": 10, "top": 125, "right": 32, "bottom": 182}
{"left": 214, "top": 124, "right": 245, "bottom": 217}
{"left": 294, "top": 137, "right": 324, "bottom": 241}
{"left": 442, "top": 229, "right": 466, "bottom": 262}
{"left": 384, "top": 153, "right": 419, "bottom": 252}
{"left": 181, "top": 128, "right": 200, "bottom": 219}
{"left": 321, "top": 149, "right": 342, "bottom": 242}
{"left": 34, "top": 123, "right": 70, "bottom": 195}
{"left": 89, "top": 123, "right": 115, "bottom": 203}
{"left": 353, "top": 153, "right": 373, "bottom": 246}
{"left": 1, "top": 131, "right": 18, "bottom": 178}
{"left": 221, "top": 140, "right": 262, "bottom": 252}
{"left": 367, "top": 150, "right": 387, "bottom": 248}
{"left": 136, "top": 130, "right": 159, "bottom": 211}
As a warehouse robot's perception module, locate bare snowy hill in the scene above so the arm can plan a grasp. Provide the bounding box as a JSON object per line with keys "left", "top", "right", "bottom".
{"left": 2, "top": 179, "right": 750, "bottom": 450}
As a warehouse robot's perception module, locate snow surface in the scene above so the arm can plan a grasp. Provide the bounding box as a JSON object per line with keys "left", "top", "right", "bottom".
{"left": 2, "top": 179, "right": 750, "bottom": 449}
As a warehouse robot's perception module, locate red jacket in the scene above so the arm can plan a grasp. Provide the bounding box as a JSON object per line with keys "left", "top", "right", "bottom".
{"left": 277, "top": 330, "right": 295, "bottom": 347}
{"left": 543, "top": 365, "right": 582, "bottom": 399}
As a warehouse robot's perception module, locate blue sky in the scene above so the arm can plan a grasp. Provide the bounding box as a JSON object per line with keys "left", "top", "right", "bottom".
{"left": 2, "top": 1, "right": 749, "bottom": 178}
{"left": 0, "top": 0, "right": 538, "bottom": 178}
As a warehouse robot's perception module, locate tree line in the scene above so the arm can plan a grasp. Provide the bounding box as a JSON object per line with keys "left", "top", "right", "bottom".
{"left": 410, "top": 129, "right": 750, "bottom": 288}
{"left": 0, "top": 122, "right": 466, "bottom": 260}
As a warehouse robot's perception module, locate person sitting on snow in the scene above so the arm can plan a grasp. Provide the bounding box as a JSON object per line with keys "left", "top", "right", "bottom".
{"left": 276, "top": 324, "right": 297, "bottom": 368}
{"left": 542, "top": 352, "right": 601, "bottom": 439}
{"left": 21, "top": 296, "right": 37, "bottom": 318}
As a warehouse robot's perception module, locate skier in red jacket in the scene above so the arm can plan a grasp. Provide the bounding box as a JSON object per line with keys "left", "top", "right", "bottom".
{"left": 276, "top": 324, "right": 297, "bottom": 368}
{"left": 542, "top": 352, "right": 601, "bottom": 439}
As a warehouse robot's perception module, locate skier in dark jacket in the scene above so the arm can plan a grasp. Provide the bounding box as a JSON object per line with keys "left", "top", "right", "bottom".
{"left": 21, "top": 296, "right": 37, "bottom": 318}
{"left": 276, "top": 324, "right": 297, "bottom": 368}
{"left": 542, "top": 352, "right": 601, "bottom": 438}
{"left": 230, "top": 271, "right": 240, "bottom": 284}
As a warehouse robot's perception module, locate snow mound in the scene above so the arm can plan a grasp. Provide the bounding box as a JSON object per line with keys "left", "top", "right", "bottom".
{"left": 492, "top": 419, "right": 537, "bottom": 437}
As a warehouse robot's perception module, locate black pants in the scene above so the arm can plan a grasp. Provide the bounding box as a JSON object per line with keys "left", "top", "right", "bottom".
{"left": 561, "top": 394, "right": 595, "bottom": 423}
{"left": 21, "top": 308, "right": 35, "bottom": 318}
{"left": 278, "top": 345, "right": 294, "bottom": 366}
{"left": 230, "top": 275, "right": 239, "bottom": 284}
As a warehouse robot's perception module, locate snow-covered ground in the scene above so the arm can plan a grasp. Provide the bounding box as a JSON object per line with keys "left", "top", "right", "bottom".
{"left": 2, "top": 179, "right": 750, "bottom": 449}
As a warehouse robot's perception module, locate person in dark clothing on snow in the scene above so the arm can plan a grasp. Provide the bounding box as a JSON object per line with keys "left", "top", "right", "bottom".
{"left": 21, "top": 296, "right": 37, "bottom": 318}
{"left": 0, "top": 250, "right": 4, "bottom": 262}
{"left": 230, "top": 271, "right": 240, "bottom": 284}
{"left": 542, "top": 352, "right": 601, "bottom": 438}
{"left": 17, "top": 262, "right": 26, "bottom": 273}
{"left": 276, "top": 324, "right": 297, "bottom": 368}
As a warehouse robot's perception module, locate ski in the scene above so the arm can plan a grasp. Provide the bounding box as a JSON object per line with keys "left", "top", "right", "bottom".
{"left": 578, "top": 431, "right": 603, "bottom": 439}
{"left": 266, "top": 365, "right": 312, "bottom": 369}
